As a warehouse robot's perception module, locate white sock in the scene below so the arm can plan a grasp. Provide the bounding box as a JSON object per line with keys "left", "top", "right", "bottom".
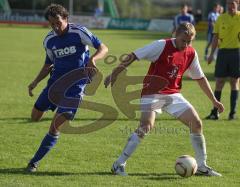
{"left": 190, "top": 133, "right": 207, "bottom": 167}
{"left": 116, "top": 132, "right": 141, "bottom": 165}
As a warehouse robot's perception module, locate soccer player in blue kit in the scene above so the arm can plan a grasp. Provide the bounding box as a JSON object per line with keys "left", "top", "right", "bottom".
{"left": 204, "top": 3, "right": 221, "bottom": 60}
{"left": 26, "top": 4, "right": 108, "bottom": 172}
{"left": 172, "top": 4, "right": 195, "bottom": 36}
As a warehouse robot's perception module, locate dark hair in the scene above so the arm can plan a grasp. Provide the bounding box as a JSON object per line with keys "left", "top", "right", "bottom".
{"left": 181, "top": 4, "right": 188, "bottom": 9}
{"left": 213, "top": 3, "right": 220, "bottom": 7}
{"left": 44, "top": 4, "right": 69, "bottom": 20}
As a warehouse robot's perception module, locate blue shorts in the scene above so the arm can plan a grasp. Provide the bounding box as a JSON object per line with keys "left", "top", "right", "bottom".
{"left": 34, "top": 82, "right": 84, "bottom": 120}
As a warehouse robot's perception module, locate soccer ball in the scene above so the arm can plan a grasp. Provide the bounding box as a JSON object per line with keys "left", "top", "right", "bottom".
{"left": 175, "top": 155, "right": 198, "bottom": 177}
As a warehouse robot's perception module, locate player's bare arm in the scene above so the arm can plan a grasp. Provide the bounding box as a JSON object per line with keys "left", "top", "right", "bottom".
{"left": 28, "top": 63, "right": 53, "bottom": 97}
{"left": 207, "top": 33, "right": 219, "bottom": 64}
{"left": 196, "top": 76, "right": 224, "bottom": 113}
{"left": 90, "top": 43, "right": 108, "bottom": 63}
{"left": 104, "top": 53, "right": 137, "bottom": 88}
{"left": 87, "top": 43, "right": 108, "bottom": 78}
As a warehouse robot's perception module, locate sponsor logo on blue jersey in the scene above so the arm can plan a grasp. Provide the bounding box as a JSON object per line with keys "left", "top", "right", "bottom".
{"left": 53, "top": 46, "right": 77, "bottom": 58}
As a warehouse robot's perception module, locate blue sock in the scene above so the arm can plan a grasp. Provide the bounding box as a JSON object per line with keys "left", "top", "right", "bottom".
{"left": 30, "top": 133, "right": 59, "bottom": 164}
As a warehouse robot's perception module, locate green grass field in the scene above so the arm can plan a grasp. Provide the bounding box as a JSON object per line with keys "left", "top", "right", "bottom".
{"left": 0, "top": 26, "right": 239, "bottom": 187}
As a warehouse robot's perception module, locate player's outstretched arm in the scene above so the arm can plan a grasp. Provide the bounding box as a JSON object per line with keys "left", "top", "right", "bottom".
{"left": 104, "top": 53, "right": 137, "bottom": 88}
{"left": 28, "top": 64, "right": 53, "bottom": 97}
{"left": 196, "top": 76, "right": 224, "bottom": 113}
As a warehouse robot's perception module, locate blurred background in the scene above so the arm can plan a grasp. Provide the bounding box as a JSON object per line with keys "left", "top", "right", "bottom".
{"left": 0, "top": 0, "right": 227, "bottom": 32}
{"left": 0, "top": 0, "right": 227, "bottom": 18}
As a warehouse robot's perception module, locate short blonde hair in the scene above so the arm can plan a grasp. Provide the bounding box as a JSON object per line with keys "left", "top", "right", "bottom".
{"left": 176, "top": 23, "right": 196, "bottom": 37}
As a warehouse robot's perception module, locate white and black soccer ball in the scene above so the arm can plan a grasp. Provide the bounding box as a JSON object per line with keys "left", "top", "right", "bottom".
{"left": 175, "top": 155, "right": 198, "bottom": 177}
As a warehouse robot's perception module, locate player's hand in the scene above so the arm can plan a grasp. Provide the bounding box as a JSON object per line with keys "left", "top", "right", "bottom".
{"left": 28, "top": 81, "right": 37, "bottom": 97}
{"left": 104, "top": 74, "right": 117, "bottom": 88}
{"left": 207, "top": 54, "right": 214, "bottom": 65}
{"left": 86, "top": 59, "right": 98, "bottom": 80}
{"left": 213, "top": 100, "right": 224, "bottom": 113}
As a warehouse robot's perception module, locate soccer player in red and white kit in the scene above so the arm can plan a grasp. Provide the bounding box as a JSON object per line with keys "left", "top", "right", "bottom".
{"left": 104, "top": 23, "right": 224, "bottom": 176}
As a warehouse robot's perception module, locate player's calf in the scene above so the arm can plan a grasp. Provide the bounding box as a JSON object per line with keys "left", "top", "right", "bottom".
{"left": 112, "top": 122, "right": 154, "bottom": 175}
{"left": 31, "top": 107, "right": 44, "bottom": 122}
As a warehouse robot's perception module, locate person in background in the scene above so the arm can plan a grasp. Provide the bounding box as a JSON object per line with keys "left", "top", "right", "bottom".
{"left": 204, "top": 3, "right": 221, "bottom": 61}
{"left": 194, "top": 9, "right": 203, "bottom": 24}
{"left": 172, "top": 4, "right": 195, "bottom": 36}
{"left": 206, "top": 0, "right": 239, "bottom": 120}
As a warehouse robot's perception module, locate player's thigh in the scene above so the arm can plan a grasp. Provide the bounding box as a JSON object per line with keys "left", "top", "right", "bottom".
{"left": 215, "top": 78, "right": 226, "bottom": 90}
{"left": 34, "top": 87, "right": 57, "bottom": 112}
{"left": 177, "top": 107, "right": 202, "bottom": 133}
{"left": 229, "top": 77, "right": 239, "bottom": 90}
{"left": 162, "top": 93, "right": 192, "bottom": 118}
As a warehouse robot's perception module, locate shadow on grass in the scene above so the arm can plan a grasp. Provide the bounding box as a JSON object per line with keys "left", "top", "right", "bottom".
{"left": 0, "top": 117, "right": 52, "bottom": 124}
{"left": 77, "top": 172, "right": 181, "bottom": 179}
{"left": 130, "top": 172, "right": 181, "bottom": 180}
{"left": 0, "top": 168, "right": 182, "bottom": 179}
{"left": 0, "top": 168, "right": 77, "bottom": 176}
{"left": 0, "top": 169, "right": 115, "bottom": 177}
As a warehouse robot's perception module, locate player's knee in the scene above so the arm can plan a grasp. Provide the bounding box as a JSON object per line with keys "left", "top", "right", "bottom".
{"left": 135, "top": 122, "right": 154, "bottom": 138}
{"left": 31, "top": 113, "right": 41, "bottom": 122}
{"left": 31, "top": 107, "right": 43, "bottom": 122}
{"left": 216, "top": 79, "right": 225, "bottom": 90}
{"left": 230, "top": 79, "right": 239, "bottom": 90}
{"left": 190, "top": 119, "right": 202, "bottom": 133}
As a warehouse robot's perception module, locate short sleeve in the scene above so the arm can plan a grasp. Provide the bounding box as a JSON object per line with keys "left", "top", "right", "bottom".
{"left": 186, "top": 50, "right": 205, "bottom": 79}
{"left": 44, "top": 49, "right": 54, "bottom": 65}
{"left": 43, "top": 32, "right": 55, "bottom": 65}
{"left": 78, "top": 27, "right": 102, "bottom": 49}
{"left": 133, "top": 40, "right": 166, "bottom": 62}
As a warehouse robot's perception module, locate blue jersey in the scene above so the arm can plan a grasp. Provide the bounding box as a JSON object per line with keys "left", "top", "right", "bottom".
{"left": 44, "top": 23, "right": 101, "bottom": 80}
{"left": 173, "top": 13, "right": 195, "bottom": 28}
{"left": 207, "top": 11, "right": 220, "bottom": 34}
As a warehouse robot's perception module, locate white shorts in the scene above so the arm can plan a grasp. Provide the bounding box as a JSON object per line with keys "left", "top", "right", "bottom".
{"left": 140, "top": 93, "right": 193, "bottom": 118}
